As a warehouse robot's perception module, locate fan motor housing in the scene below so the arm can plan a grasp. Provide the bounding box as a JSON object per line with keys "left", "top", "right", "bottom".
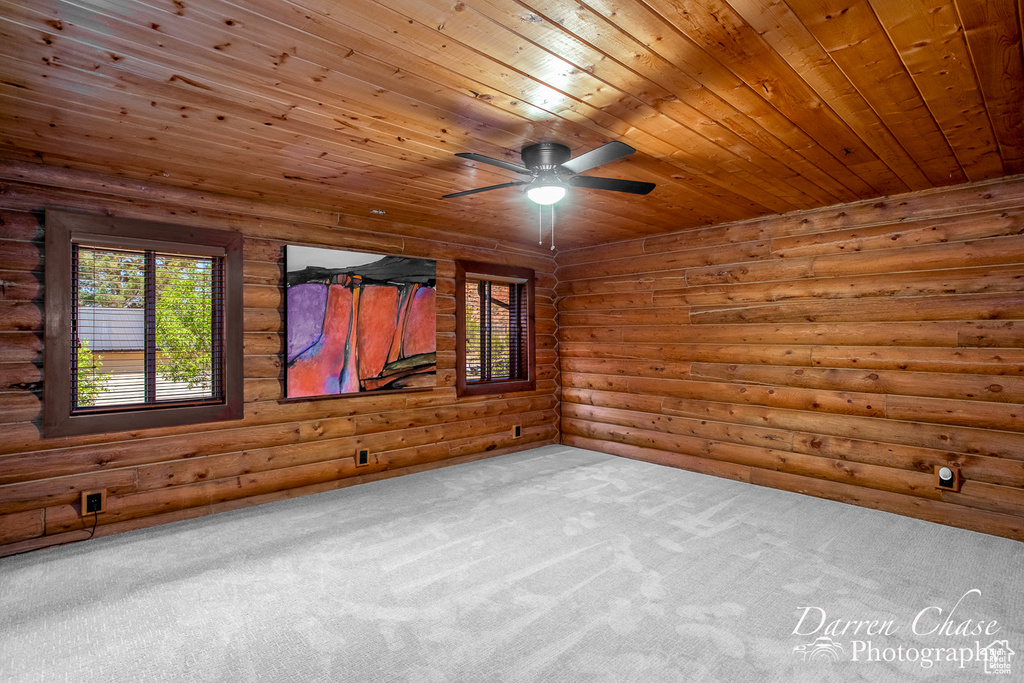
{"left": 521, "top": 142, "right": 571, "bottom": 170}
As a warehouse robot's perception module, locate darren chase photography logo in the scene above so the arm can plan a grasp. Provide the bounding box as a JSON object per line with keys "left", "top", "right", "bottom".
{"left": 790, "top": 589, "right": 1015, "bottom": 675}
{"left": 792, "top": 636, "right": 846, "bottom": 662}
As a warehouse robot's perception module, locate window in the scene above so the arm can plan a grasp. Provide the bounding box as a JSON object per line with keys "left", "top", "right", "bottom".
{"left": 455, "top": 260, "right": 535, "bottom": 396}
{"left": 44, "top": 209, "right": 243, "bottom": 436}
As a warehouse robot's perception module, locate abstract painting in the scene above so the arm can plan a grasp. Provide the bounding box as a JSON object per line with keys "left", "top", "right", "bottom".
{"left": 285, "top": 246, "right": 436, "bottom": 398}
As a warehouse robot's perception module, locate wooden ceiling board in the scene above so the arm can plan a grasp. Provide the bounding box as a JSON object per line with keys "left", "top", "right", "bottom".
{"left": 785, "top": 0, "right": 970, "bottom": 186}
{"left": 569, "top": 0, "right": 885, "bottom": 197}
{"left": 637, "top": 0, "right": 907, "bottom": 191}
{"left": 1, "top": 0, "right": 1022, "bottom": 250}
{"left": 727, "top": 0, "right": 934, "bottom": 191}
{"left": 953, "top": 0, "right": 1024, "bottom": 174}
{"left": 872, "top": 0, "right": 1004, "bottom": 181}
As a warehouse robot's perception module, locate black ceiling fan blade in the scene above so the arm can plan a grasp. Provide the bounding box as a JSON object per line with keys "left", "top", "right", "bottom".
{"left": 442, "top": 181, "right": 528, "bottom": 199}
{"left": 454, "top": 152, "right": 532, "bottom": 175}
{"left": 569, "top": 175, "right": 656, "bottom": 195}
{"left": 561, "top": 141, "right": 637, "bottom": 174}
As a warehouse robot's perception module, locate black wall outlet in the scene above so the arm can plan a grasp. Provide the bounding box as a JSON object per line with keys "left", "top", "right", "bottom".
{"left": 85, "top": 493, "right": 103, "bottom": 514}
{"left": 357, "top": 449, "right": 369, "bottom": 467}
{"left": 81, "top": 489, "right": 106, "bottom": 515}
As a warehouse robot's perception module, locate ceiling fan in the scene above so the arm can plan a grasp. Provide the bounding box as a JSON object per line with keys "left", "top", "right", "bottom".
{"left": 443, "top": 141, "right": 656, "bottom": 205}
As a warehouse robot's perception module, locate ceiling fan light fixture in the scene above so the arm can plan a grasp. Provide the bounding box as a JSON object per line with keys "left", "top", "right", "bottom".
{"left": 526, "top": 183, "right": 566, "bottom": 205}
{"left": 446, "top": 141, "right": 654, "bottom": 210}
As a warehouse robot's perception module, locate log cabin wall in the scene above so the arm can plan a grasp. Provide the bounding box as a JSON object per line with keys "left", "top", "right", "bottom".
{"left": 0, "top": 166, "right": 560, "bottom": 556}
{"left": 557, "top": 174, "right": 1024, "bottom": 542}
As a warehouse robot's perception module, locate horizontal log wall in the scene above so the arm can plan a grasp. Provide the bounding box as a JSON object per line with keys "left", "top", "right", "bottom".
{"left": 0, "top": 166, "right": 559, "bottom": 556}
{"left": 556, "top": 174, "right": 1024, "bottom": 542}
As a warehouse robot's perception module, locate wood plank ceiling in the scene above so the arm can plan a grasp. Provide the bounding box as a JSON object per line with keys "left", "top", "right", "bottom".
{"left": 1, "top": 0, "right": 1022, "bottom": 250}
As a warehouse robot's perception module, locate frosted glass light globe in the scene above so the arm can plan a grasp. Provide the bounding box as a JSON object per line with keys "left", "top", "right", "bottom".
{"left": 526, "top": 184, "right": 566, "bottom": 205}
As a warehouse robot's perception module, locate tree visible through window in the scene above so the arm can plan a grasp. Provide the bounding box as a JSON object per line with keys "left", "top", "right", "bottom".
{"left": 456, "top": 261, "right": 535, "bottom": 396}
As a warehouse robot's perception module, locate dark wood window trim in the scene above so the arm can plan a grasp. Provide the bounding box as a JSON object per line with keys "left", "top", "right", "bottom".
{"left": 44, "top": 209, "right": 243, "bottom": 437}
{"left": 455, "top": 260, "right": 536, "bottom": 397}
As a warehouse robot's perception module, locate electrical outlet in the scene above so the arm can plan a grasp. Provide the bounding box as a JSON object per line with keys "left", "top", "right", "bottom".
{"left": 935, "top": 466, "right": 963, "bottom": 492}
{"left": 356, "top": 449, "right": 370, "bottom": 467}
{"left": 513, "top": 425, "right": 522, "bottom": 438}
{"left": 81, "top": 489, "right": 107, "bottom": 515}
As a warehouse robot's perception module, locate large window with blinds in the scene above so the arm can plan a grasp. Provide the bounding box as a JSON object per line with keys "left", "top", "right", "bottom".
{"left": 44, "top": 210, "right": 243, "bottom": 437}
{"left": 455, "top": 261, "right": 535, "bottom": 396}
{"left": 73, "top": 246, "right": 221, "bottom": 408}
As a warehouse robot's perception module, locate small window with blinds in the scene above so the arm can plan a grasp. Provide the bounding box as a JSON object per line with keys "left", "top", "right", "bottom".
{"left": 44, "top": 210, "right": 243, "bottom": 437}
{"left": 455, "top": 261, "right": 535, "bottom": 396}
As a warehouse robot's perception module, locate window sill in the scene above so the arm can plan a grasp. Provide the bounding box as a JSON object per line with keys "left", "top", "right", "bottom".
{"left": 457, "top": 378, "right": 536, "bottom": 397}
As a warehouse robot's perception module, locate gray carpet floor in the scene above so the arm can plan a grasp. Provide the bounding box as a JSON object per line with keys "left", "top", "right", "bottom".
{"left": 0, "top": 445, "right": 1021, "bottom": 682}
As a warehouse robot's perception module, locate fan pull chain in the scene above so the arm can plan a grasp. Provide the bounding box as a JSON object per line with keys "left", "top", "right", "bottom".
{"left": 537, "top": 203, "right": 556, "bottom": 250}
{"left": 537, "top": 204, "right": 557, "bottom": 250}
{"left": 550, "top": 203, "right": 555, "bottom": 251}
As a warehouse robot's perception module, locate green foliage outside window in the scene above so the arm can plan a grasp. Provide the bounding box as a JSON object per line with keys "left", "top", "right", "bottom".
{"left": 75, "top": 339, "right": 112, "bottom": 407}
{"left": 156, "top": 256, "right": 213, "bottom": 389}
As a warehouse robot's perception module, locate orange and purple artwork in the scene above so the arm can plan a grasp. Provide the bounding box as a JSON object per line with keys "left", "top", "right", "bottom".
{"left": 286, "top": 246, "right": 436, "bottom": 398}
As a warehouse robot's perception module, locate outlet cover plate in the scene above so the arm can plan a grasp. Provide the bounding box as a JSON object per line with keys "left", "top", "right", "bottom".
{"left": 81, "top": 489, "right": 107, "bottom": 515}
